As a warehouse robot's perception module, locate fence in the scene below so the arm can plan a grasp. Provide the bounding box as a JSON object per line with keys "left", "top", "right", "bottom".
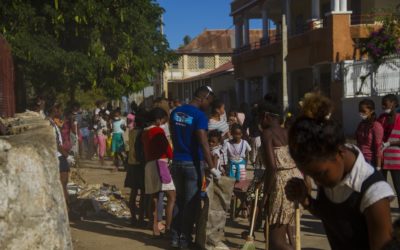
{"left": 0, "top": 36, "right": 15, "bottom": 117}
{"left": 342, "top": 56, "right": 400, "bottom": 98}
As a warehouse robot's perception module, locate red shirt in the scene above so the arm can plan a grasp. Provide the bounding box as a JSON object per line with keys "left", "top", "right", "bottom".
{"left": 378, "top": 113, "right": 395, "bottom": 143}
{"left": 142, "top": 126, "right": 172, "bottom": 162}
{"left": 355, "top": 121, "right": 383, "bottom": 164}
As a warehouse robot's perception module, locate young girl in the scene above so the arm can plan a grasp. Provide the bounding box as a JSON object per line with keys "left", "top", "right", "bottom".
{"left": 111, "top": 110, "right": 126, "bottom": 171}
{"left": 225, "top": 124, "right": 251, "bottom": 181}
{"left": 356, "top": 99, "right": 383, "bottom": 169}
{"left": 142, "top": 108, "right": 176, "bottom": 237}
{"left": 208, "top": 130, "right": 225, "bottom": 175}
{"left": 286, "top": 94, "right": 394, "bottom": 250}
{"left": 95, "top": 110, "right": 109, "bottom": 166}
{"left": 257, "top": 102, "right": 303, "bottom": 250}
{"left": 378, "top": 94, "right": 400, "bottom": 208}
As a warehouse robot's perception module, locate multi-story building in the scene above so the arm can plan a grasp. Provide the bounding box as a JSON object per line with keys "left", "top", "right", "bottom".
{"left": 231, "top": 0, "right": 399, "bottom": 117}
{"left": 165, "top": 29, "right": 262, "bottom": 103}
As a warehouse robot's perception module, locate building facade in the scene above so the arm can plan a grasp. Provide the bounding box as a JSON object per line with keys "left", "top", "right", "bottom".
{"left": 231, "top": 0, "right": 399, "bottom": 118}
{"left": 165, "top": 29, "right": 262, "bottom": 103}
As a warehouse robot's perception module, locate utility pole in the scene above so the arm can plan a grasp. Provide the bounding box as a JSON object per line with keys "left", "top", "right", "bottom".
{"left": 282, "top": 0, "right": 289, "bottom": 111}
{"left": 160, "top": 13, "right": 165, "bottom": 98}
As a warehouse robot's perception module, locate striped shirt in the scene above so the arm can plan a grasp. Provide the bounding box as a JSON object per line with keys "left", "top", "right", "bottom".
{"left": 380, "top": 113, "right": 400, "bottom": 170}
{"left": 208, "top": 118, "right": 229, "bottom": 136}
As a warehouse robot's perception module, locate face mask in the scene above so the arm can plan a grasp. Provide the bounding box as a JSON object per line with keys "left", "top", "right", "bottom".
{"left": 359, "top": 113, "right": 368, "bottom": 120}
{"left": 384, "top": 109, "right": 392, "bottom": 114}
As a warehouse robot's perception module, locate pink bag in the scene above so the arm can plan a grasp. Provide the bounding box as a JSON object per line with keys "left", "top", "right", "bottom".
{"left": 156, "top": 159, "right": 172, "bottom": 184}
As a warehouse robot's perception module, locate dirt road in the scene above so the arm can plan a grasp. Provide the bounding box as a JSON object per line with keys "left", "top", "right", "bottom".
{"left": 69, "top": 159, "right": 330, "bottom": 250}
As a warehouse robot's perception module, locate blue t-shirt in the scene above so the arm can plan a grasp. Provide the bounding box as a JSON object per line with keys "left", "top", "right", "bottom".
{"left": 170, "top": 104, "right": 208, "bottom": 162}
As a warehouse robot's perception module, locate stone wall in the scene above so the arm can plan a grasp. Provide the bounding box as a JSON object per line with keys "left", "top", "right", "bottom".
{"left": 0, "top": 112, "right": 72, "bottom": 250}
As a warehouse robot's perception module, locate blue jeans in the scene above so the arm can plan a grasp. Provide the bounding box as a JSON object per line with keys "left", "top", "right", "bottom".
{"left": 171, "top": 160, "right": 204, "bottom": 245}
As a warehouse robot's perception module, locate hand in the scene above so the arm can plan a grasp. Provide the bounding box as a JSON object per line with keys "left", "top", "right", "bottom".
{"left": 381, "top": 142, "right": 390, "bottom": 152}
{"left": 66, "top": 155, "right": 76, "bottom": 166}
{"left": 285, "top": 178, "right": 308, "bottom": 206}
{"left": 210, "top": 168, "right": 221, "bottom": 180}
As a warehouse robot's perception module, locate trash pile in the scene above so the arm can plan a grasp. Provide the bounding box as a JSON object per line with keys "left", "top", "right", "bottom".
{"left": 68, "top": 169, "right": 131, "bottom": 219}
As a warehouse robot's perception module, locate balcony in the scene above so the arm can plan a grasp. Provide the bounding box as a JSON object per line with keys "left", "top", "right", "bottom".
{"left": 233, "top": 19, "right": 324, "bottom": 55}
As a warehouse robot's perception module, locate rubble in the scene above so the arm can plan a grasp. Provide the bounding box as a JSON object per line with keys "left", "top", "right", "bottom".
{"left": 68, "top": 170, "right": 131, "bottom": 219}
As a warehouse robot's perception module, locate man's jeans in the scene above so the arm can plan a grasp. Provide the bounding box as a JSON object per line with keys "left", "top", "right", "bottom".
{"left": 171, "top": 160, "right": 204, "bottom": 245}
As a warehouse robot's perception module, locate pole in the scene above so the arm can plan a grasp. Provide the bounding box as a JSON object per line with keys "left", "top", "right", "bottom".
{"left": 282, "top": 1, "right": 289, "bottom": 111}
{"left": 160, "top": 13, "right": 164, "bottom": 98}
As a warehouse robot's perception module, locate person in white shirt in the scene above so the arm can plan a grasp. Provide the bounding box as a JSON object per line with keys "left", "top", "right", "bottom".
{"left": 225, "top": 124, "right": 251, "bottom": 181}
{"left": 286, "top": 93, "right": 394, "bottom": 250}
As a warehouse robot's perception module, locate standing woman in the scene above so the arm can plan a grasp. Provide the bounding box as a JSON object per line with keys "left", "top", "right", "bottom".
{"left": 208, "top": 100, "right": 230, "bottom": 140}
{"left": 378, "top": 94, "right": 400, "bottom": 208}
{"left": 258, "top": 102, "right": 303, "bottom": 250}
{"left": 142, "top": 108, "right": 176, "bottom": 237}
{"left": 356, "top": 99, "right": 384, "bottom": 169}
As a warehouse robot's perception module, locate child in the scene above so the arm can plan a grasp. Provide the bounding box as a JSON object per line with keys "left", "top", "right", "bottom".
{"left": 209, "top": 130, "right": 225, "bottom": 175}
{"left": 225, "top": 124, "right": 251, "bottom": 182}
{"left": 95, "top": 110, "right": 108, "bottom": 165}
{"left": 142, "top": 108, "right": 175, "bottom": 237}
{"left": 286, "top": 93, "right": 394, "bottom": 250}
{"left": 111, "top": 109, "right": 126, "bottom": 171}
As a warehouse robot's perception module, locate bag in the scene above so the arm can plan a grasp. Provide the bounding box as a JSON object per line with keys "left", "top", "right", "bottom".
{"left": 156, "top": 159, "right": 172, "bottom": 184}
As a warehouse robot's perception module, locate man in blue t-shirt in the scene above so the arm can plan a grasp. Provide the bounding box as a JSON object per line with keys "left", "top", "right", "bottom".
{"left": 170, "top": 86, "right": 220, "bottom": 248}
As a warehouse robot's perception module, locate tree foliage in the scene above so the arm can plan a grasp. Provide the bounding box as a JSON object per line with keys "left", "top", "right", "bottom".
{"left": 0, "top": 0, "right": 175, "bottom": 100}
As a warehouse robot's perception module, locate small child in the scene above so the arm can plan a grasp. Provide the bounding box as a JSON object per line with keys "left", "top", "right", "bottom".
{"left": 111, "top": 110, "right": 126, "bottom": 171}
{"left": 225, "top": 124, "right": 251, "bottom": 181}
{"left": 208, "top": 130, "right": 225, "bottom": 175}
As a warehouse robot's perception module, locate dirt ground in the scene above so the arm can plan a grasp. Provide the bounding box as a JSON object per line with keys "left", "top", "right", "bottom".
{"left": 70, "top": 159, "right": 375, "bottom": 250}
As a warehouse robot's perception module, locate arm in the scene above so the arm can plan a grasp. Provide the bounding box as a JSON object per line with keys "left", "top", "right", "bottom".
{"left": 196, "top": 129, "right": 216, "bottom": 170}
{"left": 261, "top": 130, "right": 277, "bottom": 194}
{"left": 364, "top": 198, "right": 393, "bottom": 250}
{"left": 373, "top": 123, "right": 384, "bottom": 168}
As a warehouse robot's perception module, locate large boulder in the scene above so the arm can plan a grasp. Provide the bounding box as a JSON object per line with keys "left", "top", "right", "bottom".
{"left": 0, "top": 112, "right": 72, "bottom": 250}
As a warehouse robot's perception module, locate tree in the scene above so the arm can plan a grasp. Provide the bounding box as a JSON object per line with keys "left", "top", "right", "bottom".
{"left": 0, "top": 0, "right": 175, "bottom": 102}
{"left": 183, "top": 35, "right": 192, "bottom": 46}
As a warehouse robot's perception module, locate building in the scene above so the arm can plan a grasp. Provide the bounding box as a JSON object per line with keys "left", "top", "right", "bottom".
{"left": 166, "top": 29, "right": 262, "bottom": 104}
{"left": 231, "top": 0, "right": 399, "bottom": 120}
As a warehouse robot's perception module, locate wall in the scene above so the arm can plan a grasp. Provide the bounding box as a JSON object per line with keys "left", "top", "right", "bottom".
{"left": 0, "top": 112, "right": 72, "bottom": 250}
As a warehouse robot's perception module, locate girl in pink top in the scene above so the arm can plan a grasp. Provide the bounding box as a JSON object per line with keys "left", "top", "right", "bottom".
{"left": 355, "top": 99, "right": 383, "bottom": 169}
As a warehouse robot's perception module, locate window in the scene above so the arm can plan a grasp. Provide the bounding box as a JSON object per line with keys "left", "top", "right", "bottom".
{"left": 172, "top": 62, "right": 179, "bottom": 69}
{"left": 198, "top": 56, "right": 205, "bottom": 69}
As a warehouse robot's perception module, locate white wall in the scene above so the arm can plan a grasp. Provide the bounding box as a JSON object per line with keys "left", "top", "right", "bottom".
{"left": 342, "top": 95, "right": 400, "bottom": 136}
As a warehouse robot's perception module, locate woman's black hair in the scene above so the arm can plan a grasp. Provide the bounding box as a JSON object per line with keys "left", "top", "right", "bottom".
{"left": 359, "top": 98, "right": 376, "bottom": 123}
{"left": 382, "top": 94, "right": 399, "bottom": 107}
{"left": 230, "top": 123, "right": 243, "bottom": 133}
{"left": 148, "top": 107, "right": 168, "bottom": 123}
{"left": 211, "top": 99, "right": 224, "bottom": 115}
{"left": 289, "top": 117, "right": 345, "bottom": 167}
{"left": 208, "top": 129, "right": 222, "bottom": 142}
{"left": 257, "top": 102, "right": 282, "bottom": 118}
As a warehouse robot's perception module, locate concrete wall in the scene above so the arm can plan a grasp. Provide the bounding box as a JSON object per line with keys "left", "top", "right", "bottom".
{"left": 0, "top": 112, "right": 72, "bottom": 250}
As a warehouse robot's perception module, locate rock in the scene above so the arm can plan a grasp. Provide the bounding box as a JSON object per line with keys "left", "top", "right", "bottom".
{"left": 0, "top": 112, "right": 72, "bottom": 250}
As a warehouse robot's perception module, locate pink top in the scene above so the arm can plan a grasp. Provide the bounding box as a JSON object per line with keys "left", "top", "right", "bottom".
{"left": 355, "top": 121, "right": 383, "bottom": 164}
{"left": 127, "top": 113, "right": 135, "bottom": 130}
{"left": 380, "top": 114, "right": 400, "bottom": 170}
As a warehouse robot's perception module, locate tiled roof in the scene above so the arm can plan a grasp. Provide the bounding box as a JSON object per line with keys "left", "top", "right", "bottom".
{"left": 172, "top": 61, "right": 233, "bottom": 83}
{"left": 176, "top": 29, "right": 262, "bottom": 54}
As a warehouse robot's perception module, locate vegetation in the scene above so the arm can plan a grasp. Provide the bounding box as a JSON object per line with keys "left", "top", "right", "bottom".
{"left": 0, "top": 0, "right": 175, "bottom": 102}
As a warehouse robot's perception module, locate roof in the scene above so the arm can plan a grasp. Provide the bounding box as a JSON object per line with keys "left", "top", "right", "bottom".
{"left": 176, "top": 29, "right": 263, "bottom": 54}
{"left": 172, "top": 61, "right": 234, "bottom": 83}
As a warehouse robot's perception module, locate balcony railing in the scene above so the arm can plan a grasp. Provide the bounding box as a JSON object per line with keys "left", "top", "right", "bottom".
{"left": 234, "top": 19, "right": 324, "bottom": 55}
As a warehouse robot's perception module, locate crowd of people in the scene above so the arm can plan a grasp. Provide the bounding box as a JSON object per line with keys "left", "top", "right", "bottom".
{"left": 44, "top": 87, "right": 400, "bottom": 250}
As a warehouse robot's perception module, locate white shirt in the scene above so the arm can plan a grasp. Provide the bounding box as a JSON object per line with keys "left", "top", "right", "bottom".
{"left": 323, "top": 145, "right": 394, "bottom": 212}
{"left": 224, "top": 139, "right": 251, "bottom": 161}
{"left": 211, "top": 146, "right": 223, "bottom": 172}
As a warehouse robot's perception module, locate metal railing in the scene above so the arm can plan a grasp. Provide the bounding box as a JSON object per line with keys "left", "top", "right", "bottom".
{"left": 234, "top": 19, "right": 324, "bottom": 55}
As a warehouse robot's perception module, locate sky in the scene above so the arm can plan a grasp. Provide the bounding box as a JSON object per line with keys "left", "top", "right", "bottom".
{"left": 156, "top": 0, "right": 235, "bottom": 49}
